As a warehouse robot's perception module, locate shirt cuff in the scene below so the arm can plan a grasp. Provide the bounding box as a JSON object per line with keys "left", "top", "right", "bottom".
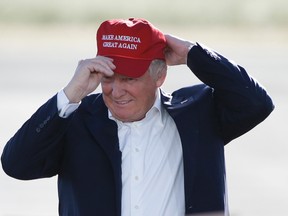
{"left": 57, "top": 89, "right": 80, "bottom": 118}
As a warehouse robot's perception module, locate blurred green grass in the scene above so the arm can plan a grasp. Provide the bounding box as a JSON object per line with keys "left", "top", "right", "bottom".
{"left": 0, "top": 0, "right": 287, "bottom": 27}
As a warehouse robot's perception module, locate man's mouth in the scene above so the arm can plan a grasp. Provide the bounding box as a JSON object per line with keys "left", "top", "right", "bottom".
{"left": 114, "top": 100, "right": 131, "bottom": 105}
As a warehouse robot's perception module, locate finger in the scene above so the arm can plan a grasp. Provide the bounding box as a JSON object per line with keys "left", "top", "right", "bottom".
{"left": 87, "top": 63, "right": 114, "bottom": 77}
{"left": 94, "top": 56, "right": 116, "bottom": 70}
{"left": 77, "top": 57, "right": 114, "bottom": 77}
{"left": 91, "top": 56, "right": 116, "bottom": 75}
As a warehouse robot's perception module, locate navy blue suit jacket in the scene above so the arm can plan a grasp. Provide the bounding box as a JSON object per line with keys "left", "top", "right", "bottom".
{"left": 1, "top": 43, "right": 274, "bottom": 215}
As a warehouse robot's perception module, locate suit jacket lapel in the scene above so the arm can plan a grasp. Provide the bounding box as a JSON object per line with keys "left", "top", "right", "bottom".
{"left": 161, "top": 89, "right": 199, "bottom": 212}
{"left": 82, "top": 95, "right": 122, "bottom": 216}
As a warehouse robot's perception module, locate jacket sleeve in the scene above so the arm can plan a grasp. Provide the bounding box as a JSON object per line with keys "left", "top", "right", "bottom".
{"left": 1, "top": 94, "right": 72, "bottom": 180}
{"left": 187, "top": 43, "right": 274, "bottom": 144}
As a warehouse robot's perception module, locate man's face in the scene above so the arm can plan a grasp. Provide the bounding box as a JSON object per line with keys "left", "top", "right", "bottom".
{"left": 101, "top": 70, "right": 164, "bottom": 122}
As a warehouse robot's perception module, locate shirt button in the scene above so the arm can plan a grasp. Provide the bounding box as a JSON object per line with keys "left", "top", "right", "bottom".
{"left": 135, "top": 148, "right": 140, "bottom": 152}
{"left": 134, "top": 205, "right": 139, "bottom": 210}
{"left": 135, "top": 176, "right": 139, "bottom": 181}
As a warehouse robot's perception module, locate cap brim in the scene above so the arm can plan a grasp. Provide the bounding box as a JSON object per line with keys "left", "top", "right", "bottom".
{"left": 111, "top": 56, "right": 152, "bottom": 78}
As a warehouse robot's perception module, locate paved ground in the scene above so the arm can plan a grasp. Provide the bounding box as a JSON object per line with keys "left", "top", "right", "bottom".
{"left": 0, "top": 25, "right": 287, "bottom": 216}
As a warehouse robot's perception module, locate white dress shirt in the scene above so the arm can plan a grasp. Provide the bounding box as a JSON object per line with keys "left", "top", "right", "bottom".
{"left": 57, "top": 89, "right": 185, "bottom": 216}
{"left": 109, "top": 90, "right": 185, "bottom": 216}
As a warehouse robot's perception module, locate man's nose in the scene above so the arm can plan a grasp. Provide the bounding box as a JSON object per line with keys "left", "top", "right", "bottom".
{"left": 111, "top": 79, "right": 126, "bottom": 98}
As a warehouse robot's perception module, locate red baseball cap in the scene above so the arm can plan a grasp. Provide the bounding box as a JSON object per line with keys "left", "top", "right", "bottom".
{"left": 96, "top": 18, "right": 167, "bottom": 78}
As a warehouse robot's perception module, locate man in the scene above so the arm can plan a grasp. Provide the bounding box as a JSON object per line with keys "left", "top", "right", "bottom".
{"left": 1, "top": 18, "right": 274, "bottom": 216}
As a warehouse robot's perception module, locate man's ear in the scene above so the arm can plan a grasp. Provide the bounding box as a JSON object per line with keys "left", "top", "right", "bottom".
{"left": 156, "top": 66, "right": 167, "bottom": 87}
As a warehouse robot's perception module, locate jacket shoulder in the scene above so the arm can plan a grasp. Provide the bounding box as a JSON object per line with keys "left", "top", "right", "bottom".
{"left": 161, "top": 84, "right": 213, "bottom": 106}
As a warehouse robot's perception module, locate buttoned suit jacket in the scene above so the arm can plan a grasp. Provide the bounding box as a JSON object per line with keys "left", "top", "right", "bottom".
{"left": 1, "top": 43, "right": 274, "bottom": 215}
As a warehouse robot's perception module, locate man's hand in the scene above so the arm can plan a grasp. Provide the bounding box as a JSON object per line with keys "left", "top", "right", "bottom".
{"left": 64, "top": 56, "right": 115, "bottom": 103}
{"left": 164, "top": 34, "right": 195, "bottom": 66}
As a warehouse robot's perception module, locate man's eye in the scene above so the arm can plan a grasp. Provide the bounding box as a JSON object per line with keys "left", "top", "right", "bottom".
{"left": 103, "top": 76, "right": 112, "bottom": 81}
{"left": 124, "top": 77, "right": 136, "bottom": 82}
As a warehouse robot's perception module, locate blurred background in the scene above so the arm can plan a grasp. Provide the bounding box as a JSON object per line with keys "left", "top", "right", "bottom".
{"left": 0, "top": 0, "right": 287, "bottom": 215}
